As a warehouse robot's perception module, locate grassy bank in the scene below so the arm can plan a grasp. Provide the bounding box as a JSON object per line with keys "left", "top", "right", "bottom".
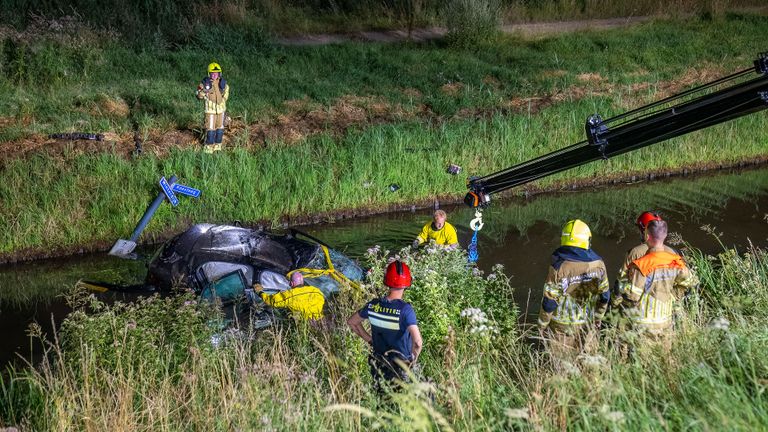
{"left": 1, "top": 14, "right": 768, "bottom": 258}
{"left": 2, "top": 240, "right": 768, "bottom": 430}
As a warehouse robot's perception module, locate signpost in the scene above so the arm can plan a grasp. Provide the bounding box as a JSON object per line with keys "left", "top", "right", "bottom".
{"left": 159, "top": 176, "right": 179, "bottom": 206}
{"left": 109, "top": 175, "right": 201, "bottom": 258}
{"left": 172, "top": 183, "right": 201, "bottom": 198}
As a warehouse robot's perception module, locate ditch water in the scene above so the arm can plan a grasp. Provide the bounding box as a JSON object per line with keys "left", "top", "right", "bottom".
{"left": 2, "top": 167, "right": 768, "bottom": 368}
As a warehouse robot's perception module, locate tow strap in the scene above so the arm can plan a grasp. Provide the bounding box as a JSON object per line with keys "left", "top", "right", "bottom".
{"left": 468, "top": 210, "right": 484, "bottom": 263}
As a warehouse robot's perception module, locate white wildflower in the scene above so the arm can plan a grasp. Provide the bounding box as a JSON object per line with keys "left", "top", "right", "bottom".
{"left": 579, "top": 354, "right": 607, "bottom": 369}
{"left": 559, "top": 360, "right": 581, "bottom": 376}
{"left": 210, "top": 334, "right": 223, "bottom": 348}
{"left": 599, "top": 405, "right": 625, "bottom": 424}
{"left": 709, "top": 316, "right": 730, "bottom": 331}
{"left": 505, "top": 407, "right": 530, "bottom": 420}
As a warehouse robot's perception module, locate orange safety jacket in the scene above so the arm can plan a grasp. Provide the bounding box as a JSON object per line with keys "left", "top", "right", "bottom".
{"left": 617, "top": 250, "right": 697, "bottom": 329}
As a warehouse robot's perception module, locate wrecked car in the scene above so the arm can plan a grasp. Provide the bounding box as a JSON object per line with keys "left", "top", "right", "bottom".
{"left": 145, "top": 224, "right": 364, "bottom": 306}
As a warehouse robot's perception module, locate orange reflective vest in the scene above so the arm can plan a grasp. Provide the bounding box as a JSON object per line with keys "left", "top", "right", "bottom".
{"left": 632, "top": 251, "right": 686, "bottom": 277}
{"left": 619, "top": 250, "right": 697, "bottom": 329}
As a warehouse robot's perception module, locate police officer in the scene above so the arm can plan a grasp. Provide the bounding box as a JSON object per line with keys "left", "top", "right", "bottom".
{"left": 348, "top": 260, "right": 423, "bottom": 391}
{"left": 196, "top": 62, "right": 230, "bottom": 153}
{"left": 538, "top": 219, "right": 610, "bottom": 359}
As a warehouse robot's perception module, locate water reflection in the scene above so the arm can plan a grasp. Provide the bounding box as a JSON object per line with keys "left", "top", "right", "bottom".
{"left": 1, "top": 168, "right": 768, "bottom": 366}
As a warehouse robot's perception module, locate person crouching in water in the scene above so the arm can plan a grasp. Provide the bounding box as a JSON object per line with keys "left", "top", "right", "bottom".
{"left": 413, "top": 210, "right": 459, "bottom": 249}
{"left": 348, "top": 260, "right": 423, "bottom": 392}
{"left": 538, "top": 219, "right": 610, "bottom": 360}
{"left": 614, "top": 219, "right": 698, "bottom": 350}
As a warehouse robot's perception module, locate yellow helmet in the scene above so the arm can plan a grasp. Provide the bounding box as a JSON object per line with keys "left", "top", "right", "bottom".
{"left": 208, "top": 62, "right": 222, "bottom": 74}
{"left": 561, "top": 219, "right": 591, "bottom": 249}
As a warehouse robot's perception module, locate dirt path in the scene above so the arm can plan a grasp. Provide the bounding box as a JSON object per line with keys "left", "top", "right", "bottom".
{"left": 275, "top": 16, "right": 652, "bottom": 45}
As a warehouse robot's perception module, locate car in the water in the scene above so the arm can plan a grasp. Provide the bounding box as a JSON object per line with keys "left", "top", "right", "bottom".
{"left": 145, "top": 224, "right": 364, "bottom": 305}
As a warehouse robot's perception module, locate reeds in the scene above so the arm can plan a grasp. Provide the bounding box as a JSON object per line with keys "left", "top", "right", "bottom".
{"left": 3, "top": 240, "right": 768, "bottom": 430}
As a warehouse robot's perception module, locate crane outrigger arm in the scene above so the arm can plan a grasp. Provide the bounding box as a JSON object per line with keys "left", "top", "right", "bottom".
{"left": 465, "top": 52, "right": 768, "bottom": 208}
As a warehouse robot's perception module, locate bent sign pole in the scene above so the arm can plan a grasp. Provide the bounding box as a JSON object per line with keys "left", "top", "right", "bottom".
{"left": 109, "top": 175, "right": 201, "bottom": 258}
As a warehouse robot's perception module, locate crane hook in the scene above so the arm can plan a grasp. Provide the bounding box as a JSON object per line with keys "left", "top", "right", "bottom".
{"left": 469, "top": 210, "right": 484, "bottom": 232}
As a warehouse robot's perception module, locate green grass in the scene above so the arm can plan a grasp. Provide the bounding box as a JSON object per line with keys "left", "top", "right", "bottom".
{"left": 2, "top": 0, "right": 766, "bottom": 42}
{"left": 1, "top": 167, "right": 764, "bottom": 308}
{"left": 1, "top": 98, "right": 766, "bottom": 256}
{"left": 3, "top": 13, "right": 768, "bottom": 134}
{"left": 1, "top": 14, "right": 768, "bottom": 257}
{"left": 2, "top": 240, "right": 768, "bottom": 430}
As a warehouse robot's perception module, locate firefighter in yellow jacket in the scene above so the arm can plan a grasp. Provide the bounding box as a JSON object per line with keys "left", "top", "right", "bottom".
{"left": 614, "top": 219, "right": 698, "bottom": 341}
{"left": 257, "top": 272, "right": 325, "bottom": 320}
{"left": 196, "top": 62, "right": 230, "bottom": 153}
{"left": 413, "top": 210, "right": 459, "bottom": 249}
{"left": 538, "top": 219, "right": 610, "bottom": 358}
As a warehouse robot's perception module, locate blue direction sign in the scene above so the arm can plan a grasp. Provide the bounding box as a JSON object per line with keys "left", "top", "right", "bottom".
{"left": 159, "top": 176, "right": 179, "bottom": 207}
{"left": 172, "top": 183, "right": 201, "bottom": 198}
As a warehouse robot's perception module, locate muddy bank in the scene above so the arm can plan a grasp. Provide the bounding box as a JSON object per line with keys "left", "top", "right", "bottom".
{"left": 2, "top": 157, "right": 766, "bottom": 265}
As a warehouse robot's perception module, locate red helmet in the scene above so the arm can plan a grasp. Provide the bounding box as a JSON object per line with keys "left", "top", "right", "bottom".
{"left": 636, "top": 211, "right": 663, "bottom": 231}
{"left": 384, "top": 260, "right": 412, "bottom": 289}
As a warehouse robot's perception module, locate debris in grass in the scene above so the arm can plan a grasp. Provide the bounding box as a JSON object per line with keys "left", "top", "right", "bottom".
{"left": 48, "top": 132, "right": 104, "bottom": 141}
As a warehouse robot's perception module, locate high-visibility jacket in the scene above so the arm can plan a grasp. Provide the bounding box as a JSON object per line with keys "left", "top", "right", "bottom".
{"left": 196, "top": 76, "right": 229, "bottom": 115}
{"left": 616, "top": 249, "right": 698, "bottom": 329}
{"left": 538, "top": 247, "right": 610, "bottom": 329}
{"left": 416, "top": 222, "right": 458, "bottom": 246}
{"left": 260, "top": 285, "right": 325, "bottom": 320}
{"left": 613, "top": 243, "right": 677, "bottom": 307}
{"left": 616, "top": 244, "right": 677, "bottom": 284}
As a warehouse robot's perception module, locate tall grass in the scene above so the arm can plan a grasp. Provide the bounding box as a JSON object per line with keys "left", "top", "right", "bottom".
{"left": 445, "top": 0, "right": 502, "bottom": 48}
{"left": 1, "top": 14, "right": 768, "bottom": 256}
{"left": 2, "top": 239, "right": 768, "bottom": 430}
{"left": 1, "top": 98, "right": 766, "bottom": 257}
{"left": 3, "top": 14, "right": 768, "bottom": 134}
{"left": 2, "top": 0, "right": 765, "bottom": 41}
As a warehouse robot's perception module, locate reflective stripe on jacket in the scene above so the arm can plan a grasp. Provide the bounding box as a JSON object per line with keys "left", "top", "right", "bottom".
{"left": 197, "top": 77, "right": 230, "bottom": 114}
{"left": 538, "top": 252, "right": 609, "bottom": 328}
{"left": 615, "top": 243, "right": 677, "bottom": 288}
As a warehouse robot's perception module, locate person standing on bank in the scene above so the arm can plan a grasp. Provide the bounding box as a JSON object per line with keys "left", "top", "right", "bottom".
{"left": 538, "top": 219, "right": 611, "bottom": 359}
{"left": 196, "top": 62, "right": 229, "bottom": 153}
{"left": 614, "top": 219, "right": 698, "bottom": 346}
{"left": 614, "top": 211, "right": 679, "bottom": 292}
{"left": 348, "top": 260, "right": 423, "bottom": 391}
